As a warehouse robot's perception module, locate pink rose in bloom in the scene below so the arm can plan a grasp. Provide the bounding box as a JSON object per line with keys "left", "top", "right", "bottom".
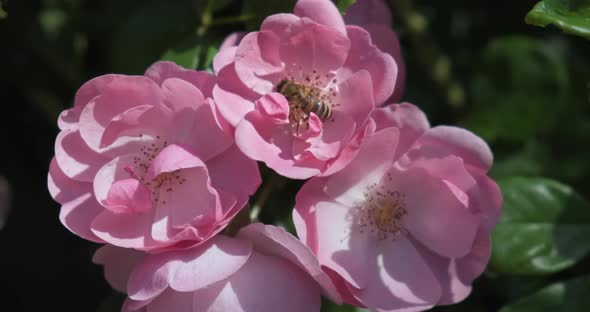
{"left": 213, "top": 0, "right": 399, "bottom": 179}
{"left": 94, "top": 224, "right": 341, "bottom": 312}
{"left": 48, "top": 61, "right": 261, "bottom": 250}
{"left": 294, "top": 103, "right": 502, "bottom": 311}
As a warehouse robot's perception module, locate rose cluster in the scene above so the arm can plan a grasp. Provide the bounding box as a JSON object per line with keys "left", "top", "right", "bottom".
{"left": 48, "top": 0, "right": 502, "bottom": 311}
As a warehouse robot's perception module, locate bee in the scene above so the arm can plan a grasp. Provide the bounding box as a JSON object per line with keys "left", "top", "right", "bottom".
{"left": 275, "top": 79, "right": 332, "bottom": 132}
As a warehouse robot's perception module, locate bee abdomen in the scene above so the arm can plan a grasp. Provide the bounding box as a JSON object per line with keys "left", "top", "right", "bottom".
{"left": 306, "top": 100, "right": 331, "bottom": 121}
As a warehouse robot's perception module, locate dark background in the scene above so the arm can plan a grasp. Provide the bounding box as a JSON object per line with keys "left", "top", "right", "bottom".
{"left": 0, "top": 0, "right": 589, "bottom": 311}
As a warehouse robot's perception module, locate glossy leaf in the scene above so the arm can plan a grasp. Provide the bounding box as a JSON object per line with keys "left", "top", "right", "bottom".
{"left": 500, "top": 275, "right": 590, "bottom": 312}
{"left": 526, "top": 0, "right": 590, "bottom": 39}
{"left": 491, "top": 177, "right": 590, "bottom": 274}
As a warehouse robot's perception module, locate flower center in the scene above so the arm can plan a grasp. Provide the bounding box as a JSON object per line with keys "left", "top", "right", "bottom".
{"left": 144, "top": 170, "right": 187, "bottom": 206}
{"left": 124, "top": 134, "right": 186, "bottom": 206}
{"left": 358, "top": 182, "right": 407, "bottom": 240}
{"left": 129, "top": 134, "right": 169, "bottom": 180}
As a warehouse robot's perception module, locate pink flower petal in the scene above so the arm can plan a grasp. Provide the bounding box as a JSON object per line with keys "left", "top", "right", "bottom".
{"left": 220, "top": 32, "right": 246, "bottom": 51}
{"left": 58, "top": 74, "right": 123, "bottom": 130}
{"left": 470, "top": 172, "right": 503, "bottom": 231}
{"left": 212, "top": 62, "right": 259, "bottom": 127}
{"left": 294, "top": 0, "right": 347, "bottom": 35}
{"left": 100, "top": 105, "right": 164, "bottom": 149}
{"left": 324, "top": 127, "right": 399, "bottom": 206}
{"left": 235, "top": 108, "right": 323, "bottom": 179}
{"left": 294, "top": 178, "right": 324, "bottom": 252}
{"left": 93, "top": 154, "right": 141, "bottom": 206}
{"left": 123, "top": 298, "right": 150, "bottom": 312}
{"left": 294, "top": 111, "right": 355, "bottom": 161}
{"left": 237, "top": 223, "right": 342, "bottom": 303}
{"left": 411, "top": 240, "right": 470, "bottom": 306}
{"left": 319, "top": 118, "right": 375, "bottom": 177}
{"left": 160, "top": 80, "right": 233, "bottom": 161}
{"left": 362, "top": 24, "right": 405, "bottom": 103}
{"left": 256, "top": 92, "right": 290, "bottom": 120}
{"left": 145, "top": 61, "right": 216, "bottom": 98}
{"left": 260, "top": 13, "right": 302, "bottom": 36}
{"left": 90, "top": 208, "right": 159, "bottom": 249}
{"left": 261, "top": 14, "right": 350, "bottom": 74}
{"left": 106, "top": 178, "right": 152, "bottom": 214}
{"left": 341, "top": 26, "right": 397, "bottom": 106}
{"left": 213, "top": 46, "right": 238, "bottom": 74}
{"left": 335, "top": 69, "right": 375, "bottom": 127}
{"left": 78, "top": 76, "right": 163, "bottom": 152}
{"left": 127, "top": 236, "right": 252, "bottom": 300}
{"left": 93, "top": 245, "right": 145, "bottom": 293}
{"left": 411, "top": 227, "right": 491, "bottom": 305}
{"left": 406, "top": 155, "right": 478, "bottom": 203}
{"left": 385, "top": 166, "right": 481, "bottom": 258}
{"left": 409, "top": 126, "right": 494, "bottom": 173}
{"left": 160, "top": 78, "right": 204, "bottom": 114}
{"left": 206, "top": 144, "right": 262, "bottom": 210}
{"left": 455, "top": 227, "right": 492, "bottom": 287}
{"left": 144, "top": 144, "right": 206, "bottom": 181}
{"left": 48, "top": 158, "right": 105, "bottom": 242}
{"left": 353, "top": 238, "right": 441, "bottom": 312}
{"left": 143, "top": 289, "right": 194, "bottom": 312}
{"left": 55, "top": 129, "right": 108, "bottom": 182}
{"left": 371, "top": 103, "right": 430, "bottom": 159}
{"left": 309, "top": 189, "right": 375, "bottom": 289}
{"left": 279, "top": 23, "right": 350, "bottom": 77}
{"left": 150, "top": 166, "right": 219, "bottom": 242}
{"left": 235, "top": 31, "right": 284, "bottom": 94}
{"left": 344, "top": 0, "right": 392, "bottom": 27}
{"left": 192, "top": 252, "right": 321, "bottom": 312}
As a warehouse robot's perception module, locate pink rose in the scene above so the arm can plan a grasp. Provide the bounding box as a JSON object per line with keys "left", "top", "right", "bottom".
{"left": 213, "top": 0, "right": 399, "bottom": 179}
{"left": 48, "top": 61, "right": 261, "bottom": 251}
{"left": 94, "top": 224, "right": 341, "bottom": 312}
{"left": 294, "top": 103, "right": 502, "bottom": 311}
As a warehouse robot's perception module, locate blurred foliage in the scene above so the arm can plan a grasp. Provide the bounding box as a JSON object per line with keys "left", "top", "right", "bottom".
{"left": 526, "top": 0, "right": 590, "bottom": 39}
{"left": 1, "top": 0, "right": 590, "bottom": 311}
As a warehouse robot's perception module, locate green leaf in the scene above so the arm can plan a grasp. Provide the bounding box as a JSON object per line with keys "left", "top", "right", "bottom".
{"left": 160, "top": 36, "right": 201, "bottom": 70}
{"left": 526, "top": 0, "right": 590, "bottom": 39}
{"left": 337, "top": 0, "right": 357, "bottom": 13}
{"left": 500, "top": 275, "right": 590, "bottom": 312}
{"left": 462, "top": 36, "right": 569, "bottom": 142}
{"left": 491, "top": 177, "right": 590, "bottom": 275}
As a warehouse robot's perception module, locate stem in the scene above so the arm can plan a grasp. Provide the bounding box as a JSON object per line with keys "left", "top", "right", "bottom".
{"left": 389, "top": 0, "right": 465, "bottom": 108}
{"left": 250, "top": 171, "right": 286, "bottom": 222}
